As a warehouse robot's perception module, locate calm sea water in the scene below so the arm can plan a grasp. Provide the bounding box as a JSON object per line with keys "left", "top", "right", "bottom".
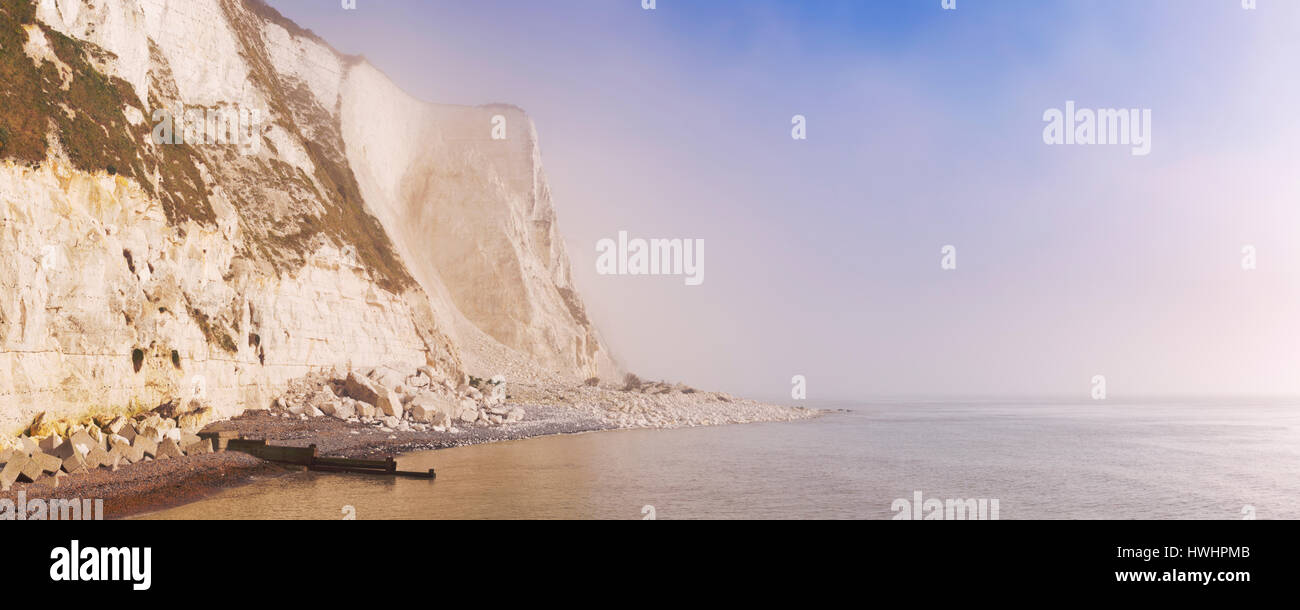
{"left": 140, "top": 401, "right": 1300, "bottom": 520}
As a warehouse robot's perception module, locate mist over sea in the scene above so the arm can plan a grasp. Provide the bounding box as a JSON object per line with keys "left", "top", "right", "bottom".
{"left": 142, "top": 400, "right": 1300, "bottom": 520}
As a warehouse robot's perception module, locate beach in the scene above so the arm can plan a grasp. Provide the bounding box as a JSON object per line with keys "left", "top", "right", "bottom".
{"left": 1, "top": 380, "right": 816, "bottom": 519}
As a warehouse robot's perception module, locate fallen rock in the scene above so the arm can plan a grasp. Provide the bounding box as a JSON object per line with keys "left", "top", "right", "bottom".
{"left": 344, "top": 372, "right": 382, "bottom": 407}
{"left": 151, "top": 402, "right": 184, "bottom": 420}
{"left": 485, "top": 375, "right": 507, "bottom": 406}
{"left": 377, "top": 387, "right": 403, "bottom": 419}
{"left": 368, "top": 365, "right": 409, "bottom": 392}
{"left": 407, "top": 394, "right": 458, "bottom": 426}
{"left": 416, "top": 365, "right": 443, "bottom": 385}
{"left": 457, "top": 402, "right": 479, "bottom": 424}
{"left": 177, "top": 407, "right": 216, "bottom": 432}
{"left": 322, "top": 400, "right": 356, "bottom": 420}
{"left": 87, "top": 427, "right": 107, "bottom": 449}
{"left": 505, "top": 407, "right": 525, "bottom": 423}
{"left": 27, "top": 412, "right": 63, "bottom": 438}
{"left": 105, "top": 416, "right": 129, "bottom": 435}
{"left": 344, "top": 371, "right": 404, "bottom": 419}
{"left": 160, "top": 399, "right": 203, "bottom": 420}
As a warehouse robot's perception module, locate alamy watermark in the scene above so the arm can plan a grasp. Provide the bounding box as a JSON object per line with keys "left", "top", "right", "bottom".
{"left": 596, "top": 231, "right": 704, "bottom": 286}
{"left": 1, "top": 492, "right": 104, "bottom": 520}
{"left": 892, "top": 491, "right": 1000, "bottom": 520}
{"left": 1241, "top": 245, "right": 1256, "bottom": 270}
{"left": 49, "top": 540, "right": 150, "bottom": 591}
{"left": 1042, "top": 101, "right": 1151, "bottom": 156}
{"left": 791, "top": 375, "right": 807, "bottom": 400}
{"left": 152, "top": 104, "right": 262, "bottom": 154}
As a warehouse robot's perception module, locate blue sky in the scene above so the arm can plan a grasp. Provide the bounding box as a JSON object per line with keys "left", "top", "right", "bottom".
{"left": 268, "top": 0, "right": 1300, "bottom": 400}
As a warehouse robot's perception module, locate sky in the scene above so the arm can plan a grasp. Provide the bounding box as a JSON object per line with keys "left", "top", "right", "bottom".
{"left": 267, "top": 0, "right": 1300, "bottom": 401}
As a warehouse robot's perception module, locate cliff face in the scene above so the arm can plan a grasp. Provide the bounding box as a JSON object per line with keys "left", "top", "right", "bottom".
{"left": 0, "top": 0, "right": 613, "bottom": 434}
{"left": 341, "top": 67, "right": 614, "bottom": 380}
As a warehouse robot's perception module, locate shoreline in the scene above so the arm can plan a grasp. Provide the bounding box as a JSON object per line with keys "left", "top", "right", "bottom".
{"left": 3, "top": 396, "right": 819, "bottom": 519}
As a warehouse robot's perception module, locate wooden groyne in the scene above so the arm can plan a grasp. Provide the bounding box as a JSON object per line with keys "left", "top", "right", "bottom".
{"left": 207, "top": 434, "right": 435, "bottom": 479}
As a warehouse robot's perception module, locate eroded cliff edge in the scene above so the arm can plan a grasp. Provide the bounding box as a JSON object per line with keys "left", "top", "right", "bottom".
{"left": 0, "top": 0, "right": 614, "bottom": 434}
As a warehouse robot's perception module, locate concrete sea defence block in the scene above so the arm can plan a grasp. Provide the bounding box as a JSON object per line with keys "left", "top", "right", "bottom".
{"left": 1, "top": 455, "right": 32, "bottom": 490}
{"left": 155, "top": 438, "right": 184, "bottom": 460}
{"left": 30, "top": 451, "right": 63, "bottom": 475}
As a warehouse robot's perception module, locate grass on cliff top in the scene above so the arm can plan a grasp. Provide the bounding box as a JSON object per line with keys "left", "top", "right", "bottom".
{"left": 1, "top": 0, "right": 410, "bottom": 294}
{"left": 0, "top": 1, "right": 217, "bottom": 225}
{"left": 224, "top": 1, "right": 415, "bottom": 293}
{"left": 0, "top": 3, "right": 146, "bottom": 181}
{"left": 0, "top": 1, "right": 50, "bottom": 165}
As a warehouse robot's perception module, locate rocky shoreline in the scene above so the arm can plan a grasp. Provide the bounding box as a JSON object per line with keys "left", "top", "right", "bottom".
{"left": 1, "top": 366, "right": 818, "bottom": 519}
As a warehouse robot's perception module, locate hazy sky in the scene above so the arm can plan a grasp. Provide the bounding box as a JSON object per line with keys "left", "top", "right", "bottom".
{"left": 267, "top": 0, "right": 1300, "bottom": 401}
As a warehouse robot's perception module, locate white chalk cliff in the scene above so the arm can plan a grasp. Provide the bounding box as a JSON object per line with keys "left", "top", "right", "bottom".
{"left": 0, "top": 0, "right": 616, "bottom": 434}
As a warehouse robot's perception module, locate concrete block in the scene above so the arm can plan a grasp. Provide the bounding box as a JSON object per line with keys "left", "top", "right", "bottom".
{"left": 30, "top": 450, "right": 63, "bottom": 475}
{"left": 133, "top": 436, "right": 158, "bottom": 459}
{"left": 62, "top": 453, "right": 88, "bottom": 475}
{"left": 2, "top": 455, "right": 31, "bottom": 489}
{"left": 38, "top": 435, "right": 63, "bottom": 453}
{"left": 183, "top": 438, "right": 213, "bottom": 456}
{"left": 67, "top": 431, "right": 96, "bottom": 457}
{"left": 156, "top": 438, "right": 184, "bottom": 460}
{"left": 84, "top": 447, "right": 110, "bottom": 469}
{"left": 17, "top": 436, "right": 38, "bottom": 455}
{"left": 20, "top": 457, "right": 44, "bottom": 483}
{"left": 104, "top": 448, "right": 125, "bottom": 471}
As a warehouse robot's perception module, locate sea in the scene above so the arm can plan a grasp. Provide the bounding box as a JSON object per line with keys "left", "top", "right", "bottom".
{"left": 139, "top": 400, "right": 1300, "bottom": 520}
